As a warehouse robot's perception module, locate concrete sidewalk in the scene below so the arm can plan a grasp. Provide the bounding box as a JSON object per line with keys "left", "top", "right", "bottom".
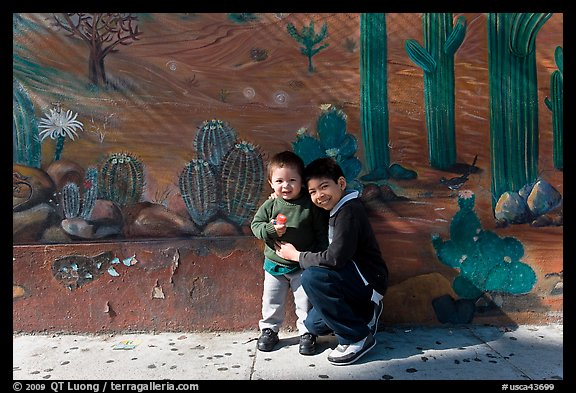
{"left": 13, "top": 324, "right": 563, "bottom": 382}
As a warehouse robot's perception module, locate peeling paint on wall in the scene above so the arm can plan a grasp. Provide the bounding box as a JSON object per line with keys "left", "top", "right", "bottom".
{"left": 13, "top": 285, "right": 26, "bottom": 299}
{"left": 52, "top": 251, "right": 113, "bottom": 290}
{"left": 104, "top": 301, "right": 117, "bottom": 318}
{"left": 153, "top": 280, "right": 165, "bottom": 299}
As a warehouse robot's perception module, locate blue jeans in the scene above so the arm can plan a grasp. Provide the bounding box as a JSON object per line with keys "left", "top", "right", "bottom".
{"left": 301, "top": 263, "right": 374, "bottom": 345}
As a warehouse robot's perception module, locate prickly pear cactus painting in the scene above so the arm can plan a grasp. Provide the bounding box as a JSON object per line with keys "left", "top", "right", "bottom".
{"left": 293, "top": 106, "right": 363, "bottom": 191}
{"left": 432, "top": 190, "right": 536, "bottom": 300}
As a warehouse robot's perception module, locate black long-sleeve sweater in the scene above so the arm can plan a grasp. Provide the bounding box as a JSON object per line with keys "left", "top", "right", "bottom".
{"left": 298, "top": 191, "right": 389, "bottom": 295}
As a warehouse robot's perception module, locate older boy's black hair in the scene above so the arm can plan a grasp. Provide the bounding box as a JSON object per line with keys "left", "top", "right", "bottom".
{"left": 304, "top": 157, "right": 345, "bottom": 184}
{"left": 267, "top": 150, "right": 305, "bottom": 181}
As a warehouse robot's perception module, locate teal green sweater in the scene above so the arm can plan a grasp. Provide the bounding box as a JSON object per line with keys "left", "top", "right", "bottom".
{"left": 251, "top": 194, "right": 328, "bottom": 271}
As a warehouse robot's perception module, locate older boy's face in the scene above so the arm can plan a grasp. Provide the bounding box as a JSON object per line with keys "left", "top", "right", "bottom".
{"left": 306, "top": 176, "right": 346, "bottom": 211}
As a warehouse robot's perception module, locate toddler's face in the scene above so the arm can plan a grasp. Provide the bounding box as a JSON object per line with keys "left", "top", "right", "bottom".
{"left": 269, "top": 166, "right": 302, "bottom": 201}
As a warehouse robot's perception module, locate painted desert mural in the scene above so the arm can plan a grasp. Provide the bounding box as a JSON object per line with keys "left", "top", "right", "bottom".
{"left": 13, "top": 13, "right": 563, "bottom": 332}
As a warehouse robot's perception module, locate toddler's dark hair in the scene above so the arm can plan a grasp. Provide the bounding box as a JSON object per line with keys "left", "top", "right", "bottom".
{"left": 304, "top": 157, "right": 345, "bottom": 184}
{"left": 267, "top": 151, "right": 305, "bottom": 180}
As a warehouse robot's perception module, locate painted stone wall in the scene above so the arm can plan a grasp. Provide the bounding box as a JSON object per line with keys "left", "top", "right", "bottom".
{"left": 13, "top": 13, "right": 563, "bottom": 332}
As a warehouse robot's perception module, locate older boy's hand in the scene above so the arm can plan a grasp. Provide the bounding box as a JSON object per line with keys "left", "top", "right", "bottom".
{"left": 274, "top": 241, "right": 300, "bottom": 262}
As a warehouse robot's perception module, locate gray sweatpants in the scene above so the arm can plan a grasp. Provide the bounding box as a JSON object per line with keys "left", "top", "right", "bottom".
{"left": 259, "top": 269, "right": 310, "bottom": 335}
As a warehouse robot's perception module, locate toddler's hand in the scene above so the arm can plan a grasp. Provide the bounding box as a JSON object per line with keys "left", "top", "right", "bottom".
{"left": 272, "top": 219, "right": 287, "bottom": 237}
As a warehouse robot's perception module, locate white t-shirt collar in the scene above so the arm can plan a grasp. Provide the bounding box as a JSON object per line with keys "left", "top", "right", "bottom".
{"left": 330, "top": 190, "right": 359, "bottom": 217}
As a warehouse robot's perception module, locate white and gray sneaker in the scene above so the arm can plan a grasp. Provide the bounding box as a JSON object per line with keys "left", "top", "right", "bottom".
{"left": 327, "top": 332, "right": 376, "bottom": 365}
{"left": 368, "top": 300, "right": 383, "bottom": 335}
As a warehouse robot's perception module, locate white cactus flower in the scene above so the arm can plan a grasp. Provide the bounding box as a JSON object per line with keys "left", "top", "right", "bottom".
{"left": 39, "top": 108, "right": 84, "bottom": 141}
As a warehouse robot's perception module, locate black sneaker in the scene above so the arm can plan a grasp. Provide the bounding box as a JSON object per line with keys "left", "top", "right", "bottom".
{"left": 327, "top": 332, "right": 376, "bottom": 366}
{"left": 368, "top": 300, "right": 383, "bottom": 335}
{"left": 298, "top": 333, "right": 317, "bottom": 355}
{"left": 257, "top": 328, "right": 279, "bottom": 352}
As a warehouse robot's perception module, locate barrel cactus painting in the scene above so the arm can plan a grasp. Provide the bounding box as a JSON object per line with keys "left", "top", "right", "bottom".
{"left": 98, "top": 152, "right": 145, "bottom": 207}
{"left": 179, "top": 159, "right": 219, "bottom": 228}
{"left": 220, "top": 141, "right": 265, "bottom": 226}
{"left": 193, "top": 119, "right": 238, "bottom": 169}
{"left": 180, "top": 119, "right": 265, "bottom": 229}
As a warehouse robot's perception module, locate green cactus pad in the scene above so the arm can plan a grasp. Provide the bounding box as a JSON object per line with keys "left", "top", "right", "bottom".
{"left": 432, "top": 190, "right": 536, "bottom": 299}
